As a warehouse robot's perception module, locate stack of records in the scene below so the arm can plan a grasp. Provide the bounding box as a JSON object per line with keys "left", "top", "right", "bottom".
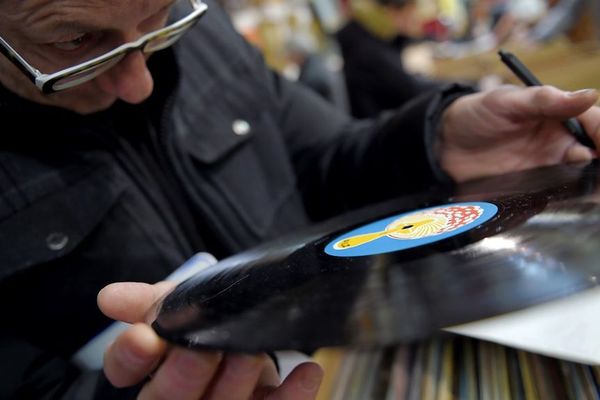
{"left": 313, "top": 335, "right": 600, "bottom": 400}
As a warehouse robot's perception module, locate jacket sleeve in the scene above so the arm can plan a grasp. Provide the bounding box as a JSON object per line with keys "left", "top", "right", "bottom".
{"left": 270, "top": 72, "right": 476, "bottom": 220}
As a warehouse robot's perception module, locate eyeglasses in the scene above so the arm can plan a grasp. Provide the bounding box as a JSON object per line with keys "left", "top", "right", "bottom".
{"left": 0, "top": 0, "right": 208, "bottom": 94}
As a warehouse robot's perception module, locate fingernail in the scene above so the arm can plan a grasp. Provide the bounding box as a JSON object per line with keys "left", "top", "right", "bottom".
{"left": 567, "top": 89, "right": 597, "bottom": 97}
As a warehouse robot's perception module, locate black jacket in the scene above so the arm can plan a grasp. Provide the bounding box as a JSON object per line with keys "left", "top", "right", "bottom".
{"left": 336, "top": 20, "right": 446, "bottom": 119}
{"left": 0, "top": 0, "right": 469, "bottom": 397}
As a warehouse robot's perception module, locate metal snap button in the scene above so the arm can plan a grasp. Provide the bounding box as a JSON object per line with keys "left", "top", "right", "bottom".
{"left": 46, "top": 232, "right": 69, "bottom": 251}
{"left": 232, "top": 119, "right": 251, "bottom": 136}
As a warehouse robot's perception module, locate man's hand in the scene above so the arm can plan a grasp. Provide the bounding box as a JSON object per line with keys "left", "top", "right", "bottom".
{"left": 439, "top": 85, "right": 600, "bottom": 182}
{"left": 98, "top": 282, "right": 323, "bottom": 400}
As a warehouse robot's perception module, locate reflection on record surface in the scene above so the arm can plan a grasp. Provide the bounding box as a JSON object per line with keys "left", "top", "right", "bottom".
{"left": 152, "top": 161, "right": 600, "bottom": 352}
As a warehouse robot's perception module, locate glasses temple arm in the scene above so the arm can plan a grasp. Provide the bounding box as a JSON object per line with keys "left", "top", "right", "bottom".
{"left": 0, "top": 36, "right": 41, "bottom": 85}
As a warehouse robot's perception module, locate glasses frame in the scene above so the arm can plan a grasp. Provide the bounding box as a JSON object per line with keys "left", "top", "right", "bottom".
{"left": 0, "top": 0, "right": 208, "bottom": 94}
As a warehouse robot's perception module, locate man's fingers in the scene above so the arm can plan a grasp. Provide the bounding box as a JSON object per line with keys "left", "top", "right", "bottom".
{"left": 205, "top": 354, "right": 269, "bottom": 400}
{"left": 577, "top": 104, "right": 600, "bottom": 151}
{"left": 266, "top": 362, "right": 323, "bottom": 400}
{"left": 496, "top": 86, "right": 599, "bottom": 121}
{"left": 98, "top": 281, "right": 176, "bottom": 323}
{"left": 257, "top": 355, "right": 281, "bottom": 388}
{"left": 564, "top": 143, "right": 595, "bottom": 164}
{"left": 103, "top": 323, "right": 166, "bottom": 387}
{"left": 540, "top": 87, "right": 598, "bottom": 119}
{"left": 138, "top": 348, "right": 222, "bottom": 400}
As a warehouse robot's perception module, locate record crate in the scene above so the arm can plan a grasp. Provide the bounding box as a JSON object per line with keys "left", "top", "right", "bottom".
{"left": 313, "top": 334, "right": 600, "bottom": 400}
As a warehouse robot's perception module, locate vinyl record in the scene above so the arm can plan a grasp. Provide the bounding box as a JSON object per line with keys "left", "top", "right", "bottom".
{"left": 151, "top": 161, "right": 600, "bottom": 352}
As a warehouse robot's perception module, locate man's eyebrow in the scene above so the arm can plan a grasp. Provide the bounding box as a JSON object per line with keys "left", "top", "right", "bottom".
{"left": 33, "top": 0, "right": 178, "bottom": 41}
{"left": 25, "top": 6, "right": 110, "bottom": 41}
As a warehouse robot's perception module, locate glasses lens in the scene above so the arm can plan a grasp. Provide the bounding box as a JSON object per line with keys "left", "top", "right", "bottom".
{"left": 51, "top": 54, "right": 125, "bottom": 91}
{"left": 145, "top": 27, "right": 189, "bottom": 52}
{"left": 41, "top": 0, "right": 205, "bottom": 92}
{"left": 144, "top": 0, "right": 201, "bottom": 52}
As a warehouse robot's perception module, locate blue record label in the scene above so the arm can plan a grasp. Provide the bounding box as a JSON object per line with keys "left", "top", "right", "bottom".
{"left": 325, "top": 202, "right": 498, "bottom": 257}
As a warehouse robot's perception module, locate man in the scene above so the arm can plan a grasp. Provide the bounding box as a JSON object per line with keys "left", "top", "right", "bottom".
{"left": 0, "top": 0, "right": 599, "bottom": 398}
{"left": 335, "top": 0, "right": 448, "bottom": 118}
{"left": 529, "top": 0, "right": 600, "bottom": 43}
{"left": 284, "top": 35, "right": 346, "bottom": 109}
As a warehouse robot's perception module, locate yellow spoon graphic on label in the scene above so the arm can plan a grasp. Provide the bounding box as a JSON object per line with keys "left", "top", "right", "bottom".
{"left": 333, "top": 216, "right": 443, "bottom": 250}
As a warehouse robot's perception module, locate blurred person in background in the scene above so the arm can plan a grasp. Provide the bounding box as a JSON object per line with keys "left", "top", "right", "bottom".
{"left": 335, "top": 0, "right": 449, "bottom": 118}
{"left": 458, "top": 0, "right": 546, "bottom": 50}
{"left": 529, "top": 0, "right": 600, "bottom": 43}
{"left": 285, "top": 34, "right": 349, "bottom": 111}
{"left": 458, "top": 0, "right": 599, "bottom": 51}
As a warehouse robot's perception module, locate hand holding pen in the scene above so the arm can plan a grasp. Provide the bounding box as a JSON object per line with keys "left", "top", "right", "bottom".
{"left": 438, "top": 54, "right": 599, "bottom": 182}
{"left": 498, "top": 49, "right": 596, "bottom": 150}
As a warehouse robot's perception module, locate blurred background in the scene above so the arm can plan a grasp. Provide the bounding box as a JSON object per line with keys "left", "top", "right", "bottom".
{"left": 217, "top": 0, "right": 600, "bottom": 115}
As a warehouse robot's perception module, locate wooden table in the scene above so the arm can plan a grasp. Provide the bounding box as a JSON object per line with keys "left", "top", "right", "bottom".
{"left": 430, "top": 39, "right": 600, "bottom": 93}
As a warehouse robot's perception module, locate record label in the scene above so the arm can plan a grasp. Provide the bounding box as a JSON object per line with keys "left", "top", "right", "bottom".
{"left": 325, "top": 202, "right": 498, "bottom": 257}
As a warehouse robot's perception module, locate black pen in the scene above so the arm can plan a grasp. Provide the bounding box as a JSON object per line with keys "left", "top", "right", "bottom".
{"left": 498, "top": 49, "right": 595, "bottom": 149}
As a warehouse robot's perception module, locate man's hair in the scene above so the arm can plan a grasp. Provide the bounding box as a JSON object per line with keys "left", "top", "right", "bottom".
{"left": 375, "top": 0, "right": 414, "bottom": 7}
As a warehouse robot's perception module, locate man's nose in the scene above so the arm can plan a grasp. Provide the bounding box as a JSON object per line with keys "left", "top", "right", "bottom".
{"left": 95, "top": 51, "right": 154, "bottom": 104}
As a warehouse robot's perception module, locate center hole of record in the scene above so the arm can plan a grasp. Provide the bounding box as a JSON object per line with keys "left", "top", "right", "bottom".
{"left": 402, "top": 225, "right": 414, "bottom": 230}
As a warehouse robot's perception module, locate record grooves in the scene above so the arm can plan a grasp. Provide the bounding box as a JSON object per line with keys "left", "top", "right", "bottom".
{"left": 151, "top": 161, "right": 600, "bottom": 352}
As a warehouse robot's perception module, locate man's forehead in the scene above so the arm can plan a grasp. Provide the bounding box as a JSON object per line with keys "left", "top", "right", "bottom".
{"left": 6, "top": 0, "right": 170, "bottom": 28}
{"left": 17, "top": 0, "right": 155, "bottom": 12}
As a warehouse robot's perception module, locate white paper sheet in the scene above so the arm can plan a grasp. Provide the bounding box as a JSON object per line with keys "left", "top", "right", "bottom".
{"left": 445, "top": 287, "right": 600, "bottom": 365}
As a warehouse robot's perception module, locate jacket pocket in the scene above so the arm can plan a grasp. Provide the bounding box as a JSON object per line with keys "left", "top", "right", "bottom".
{"left": 0, "top": 161, "right": 126, "bottom": 280}
{"left": 171, "top": 65, "right": 300, "bottom": 241}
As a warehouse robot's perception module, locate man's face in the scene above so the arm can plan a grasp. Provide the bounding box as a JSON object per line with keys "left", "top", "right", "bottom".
{"left": 388, "top": 3, "right": 424, "bottom": 38}
{"left": 0, "top": 0, "right": 174, "bottom": 114}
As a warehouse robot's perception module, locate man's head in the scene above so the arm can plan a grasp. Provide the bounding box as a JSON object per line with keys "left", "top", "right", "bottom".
{"left": 349, "top": 0, "right": 422, "bottom": 39}
{"left": 0, "top": 0, "right": 204, "bottom": 114}
{"left": 377, "top": 0, "right": 422, "bottom": 37}
{"left": 375, "top": 0, "right": 412, "bottom": 8}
